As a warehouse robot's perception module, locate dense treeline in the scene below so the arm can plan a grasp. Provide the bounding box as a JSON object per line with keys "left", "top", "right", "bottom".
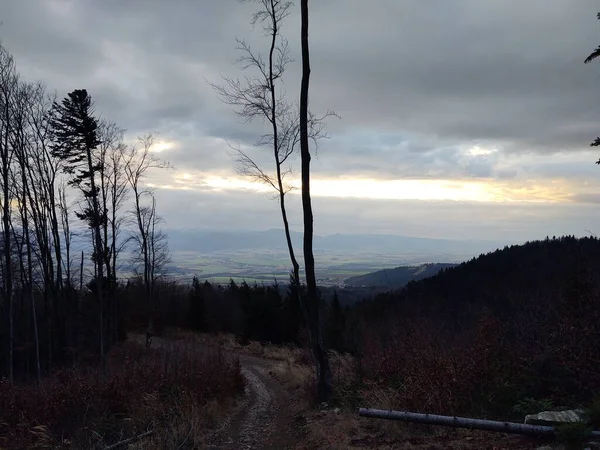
{"left": 126, "top": 275, "right": 358, "bottom": 354}
{"left": 351, "top": 236, "right": 600, "bottom": 417}
{"left": 0, "top": 42, "right": 170, "bottom": 381}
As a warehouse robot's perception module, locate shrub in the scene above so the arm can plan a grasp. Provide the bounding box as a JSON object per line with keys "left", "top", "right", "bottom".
{"left": 586, "top": 397, "right": 600, "bottom": 429}
{"left": 513, "top": 397, "right": 555, "bottom": 417}
{"left": 0, "top": 340, "right": 244, "bottom": 449}
{"left": 555, "top": 422, "right": 591, "bottom": 450}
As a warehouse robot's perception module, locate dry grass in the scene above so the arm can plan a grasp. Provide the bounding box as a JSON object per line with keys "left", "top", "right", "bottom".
{"left": 261, "top": 344, "right": 541, "bottom": 450}
{"left": 164, "top": 328, "right": 307, "bottom": 361}
{"left": 127, "top": 397, "right": 237, "bottom": 450}
{"left": 298, "top": 408, "right": 543, "bottom": 450}
{"left": 0, "top": 339, "right": 244, "bottom": 449}
{"left": 159, "top": 329, "right": 542, "bottom": 449}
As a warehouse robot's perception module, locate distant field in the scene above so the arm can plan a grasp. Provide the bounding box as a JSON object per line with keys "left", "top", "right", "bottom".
{"left": 168, "top": 248, "right": 462, "bottom": 286}
{"left": 201, "top": 276, "right": 274, "bottom": 284}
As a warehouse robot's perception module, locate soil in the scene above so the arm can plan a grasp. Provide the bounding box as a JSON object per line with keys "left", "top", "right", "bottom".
{"left": 204, "top": 353, "right": 303, "bottom": 449}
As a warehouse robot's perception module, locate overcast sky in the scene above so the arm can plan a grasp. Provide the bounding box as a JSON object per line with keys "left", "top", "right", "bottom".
{"left": 2, "top": 0, "right": 600, "bottom": 241}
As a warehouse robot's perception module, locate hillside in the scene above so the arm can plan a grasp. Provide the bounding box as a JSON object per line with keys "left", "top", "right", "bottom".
{"left": 365, "top": 235, "right": 600, "bottom": 314}
{"left": 161, "top": 229, "right": 509, "bottom": 284}
{"left": 343, "top": 262, "right": 456, "bottom": 287}
{"left": 352, "top": 235, "right": 600, "bottom": 419}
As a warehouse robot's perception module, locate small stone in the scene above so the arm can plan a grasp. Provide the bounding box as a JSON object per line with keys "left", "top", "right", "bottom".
{"left": 333, "top": 408, "right": 340, "bottom": 414}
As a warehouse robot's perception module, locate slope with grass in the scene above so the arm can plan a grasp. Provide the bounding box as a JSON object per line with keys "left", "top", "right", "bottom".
{"left": 353, "top": 236, "right": 600, "bottom": 420}
{"left": 186, "top": 332, "right": 547, "bottom": 449}
{"left": 0, "top": 339, "right": 244, "bottom": 449}
{"left": 343, "top": 262, "right": 456, "bottom": 288}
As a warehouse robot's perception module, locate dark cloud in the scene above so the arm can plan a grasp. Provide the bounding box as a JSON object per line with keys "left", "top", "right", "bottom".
{"left": 153, "top": 187, "right": 600, "bottom": 241}
{"left": 569, "top": 193, "right": 600, "bottom": 204}
{"left": 1, "top": 0, "right": 599, "bottom": 239}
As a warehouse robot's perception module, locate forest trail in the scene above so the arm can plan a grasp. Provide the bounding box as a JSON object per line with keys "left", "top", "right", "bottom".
{"left": 141, "top": 334, "right": 302, "bottom": 449}
{"left": 204, "top": 353, "right": 300, "bottom": 449}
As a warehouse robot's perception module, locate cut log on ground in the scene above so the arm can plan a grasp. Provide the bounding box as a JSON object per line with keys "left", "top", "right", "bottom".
{"left": 358, "top": 408, "right": 600, "bottom": 440}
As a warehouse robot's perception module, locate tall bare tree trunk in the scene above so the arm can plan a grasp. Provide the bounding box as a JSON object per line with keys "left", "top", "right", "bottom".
{"left": 124, "top": 135, "right": 170, "bottom": 348}
{"left": 78, "top": 250, "right": 84, "bottom": 349}
{"left": 2, "top": 109, "right": 14, "bottom": 382}
{"left": 265, "top": 0, "right": 302, "bottom": 308}
{"left": 22, "top": 175, "right": 40, "bottom": 382}
{"left": 299, "top": 0, "right": 331, "bottom": 403}
{"left": 84, "top": 147, "right": 105, "bottom": 371}
{"left": 132, "top": 186, "right": 152, "bottom": 347}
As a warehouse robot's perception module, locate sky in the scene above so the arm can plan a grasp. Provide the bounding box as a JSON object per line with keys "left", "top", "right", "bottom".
{"left": 1, "top": 0, "right": 600, "bottom": 241}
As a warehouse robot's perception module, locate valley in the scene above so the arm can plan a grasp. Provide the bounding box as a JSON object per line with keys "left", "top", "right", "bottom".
{"left": 163, "top": 228, "right": 509, "bottom": 285}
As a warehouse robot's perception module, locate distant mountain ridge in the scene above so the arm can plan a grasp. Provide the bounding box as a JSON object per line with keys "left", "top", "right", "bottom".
{"left": 166, "top": 228, "right": 510, "bottom": 257}
{"left": 343, "top": 263, "right": 456, "bottom": 288}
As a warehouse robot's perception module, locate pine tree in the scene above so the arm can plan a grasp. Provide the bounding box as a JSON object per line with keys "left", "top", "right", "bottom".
{"left": 49, "top": 90, "right": 105, "bottom": 236}
{"left": 49, "top": 89, "right": 107, "bottom": 369}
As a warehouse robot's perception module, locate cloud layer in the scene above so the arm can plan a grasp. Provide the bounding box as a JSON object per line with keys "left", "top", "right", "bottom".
{"left": 1, "top": 0, "right": 600, "bottom": 240}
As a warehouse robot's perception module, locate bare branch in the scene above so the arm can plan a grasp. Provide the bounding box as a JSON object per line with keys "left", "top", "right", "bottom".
{"left": 229, "top": 142, "right": 279, "bottom": 191}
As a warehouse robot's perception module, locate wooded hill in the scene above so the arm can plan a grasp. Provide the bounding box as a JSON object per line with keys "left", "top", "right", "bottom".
{"left": 343, "top": 262, "right": 456, "bottom": 288}
{"left": 352, "top": 235, "right": 600, "bottom": 418}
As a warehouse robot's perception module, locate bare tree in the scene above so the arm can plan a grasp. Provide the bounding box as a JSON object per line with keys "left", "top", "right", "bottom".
{"left": 131, "top": 193, "right": 170, "bottom": 345}
{"left": 299, "top": 0, "right": 332, "bottom": 402}
{"left": 24, "top": 83, "right": 65, "bottom": 369}
{"left": 95, "top": 121, "right": 127, "bottom": 287}
{"left": 57, "top": 182, "right": 72, "bottom": 290}
{"left": 107, "top": 135, "right": 129, "bottom": 287}
{"left": 107, "top": 136, "right": 129, "bottom": 343}
{"left": 210, "top": 0, "right": 334, "bottom": 299}
{"left": 95, "top": 121, "right": 129, "bottom": 342}
{"left": 0, "top": 44, "right": 19, "bottom": 380}
{"left": 124, "top": 134, "right": 170, "bottom": 347}
{"left": 12, "top": 80, "right": 42, "bottom": 382}
{"left": 210, "top": 0, "right": 334, "bottom": 401}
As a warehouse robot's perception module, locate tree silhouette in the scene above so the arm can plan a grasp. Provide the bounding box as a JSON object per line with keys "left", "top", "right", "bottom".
{"left": 49, "top": 89, "right": 106, "bottom": 369}
{"left": 584, "top": 12, "right": 600, "bottom": 149}
{"left": 124, "top": 133, "right": 171, "bottom": 347}
{"left": 584, "top": 13, "right": 600, "bottom": 64}
{"left": 210, "top": 0, "right": 335, "bottom": 312}
{"left": 299, "top": 0, "right": 332, "bottom": 402}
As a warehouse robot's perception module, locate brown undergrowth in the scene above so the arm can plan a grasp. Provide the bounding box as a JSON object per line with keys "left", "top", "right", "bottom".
{"left": 264, "top": 344, "right": 542, "bottom": 449}
{"left": 0, "top": 339, "right": 244, "bottom": 449}
{"left": 159, "top": 329, "right": 546, "bottom": 449}
{"left": 163, "top": 328, "right": 308, "bottom": 361}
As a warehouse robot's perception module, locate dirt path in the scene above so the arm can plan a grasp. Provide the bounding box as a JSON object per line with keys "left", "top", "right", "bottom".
{"left": 130, "top": 334, "right": 302, "bottom": 449}
{"left": 205, "top": 353, "right": 300, "bottom": 450}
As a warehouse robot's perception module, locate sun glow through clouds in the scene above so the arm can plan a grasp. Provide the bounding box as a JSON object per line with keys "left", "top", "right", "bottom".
{"left": 150, "top": 140, "right": 174, "bottom": 153}
{"left": 306, "top": 178, "right": 494, "bottom": 201}
{"left": 467, "top": 145, "right": 496, "bottom": 156}
{"left": 165, "top": 170, "right": 569, "bottom": 204}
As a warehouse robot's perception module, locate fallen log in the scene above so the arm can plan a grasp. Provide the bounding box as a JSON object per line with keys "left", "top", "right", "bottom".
{"left": 358, "top": 408, "right": 600, "bottom": 440}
